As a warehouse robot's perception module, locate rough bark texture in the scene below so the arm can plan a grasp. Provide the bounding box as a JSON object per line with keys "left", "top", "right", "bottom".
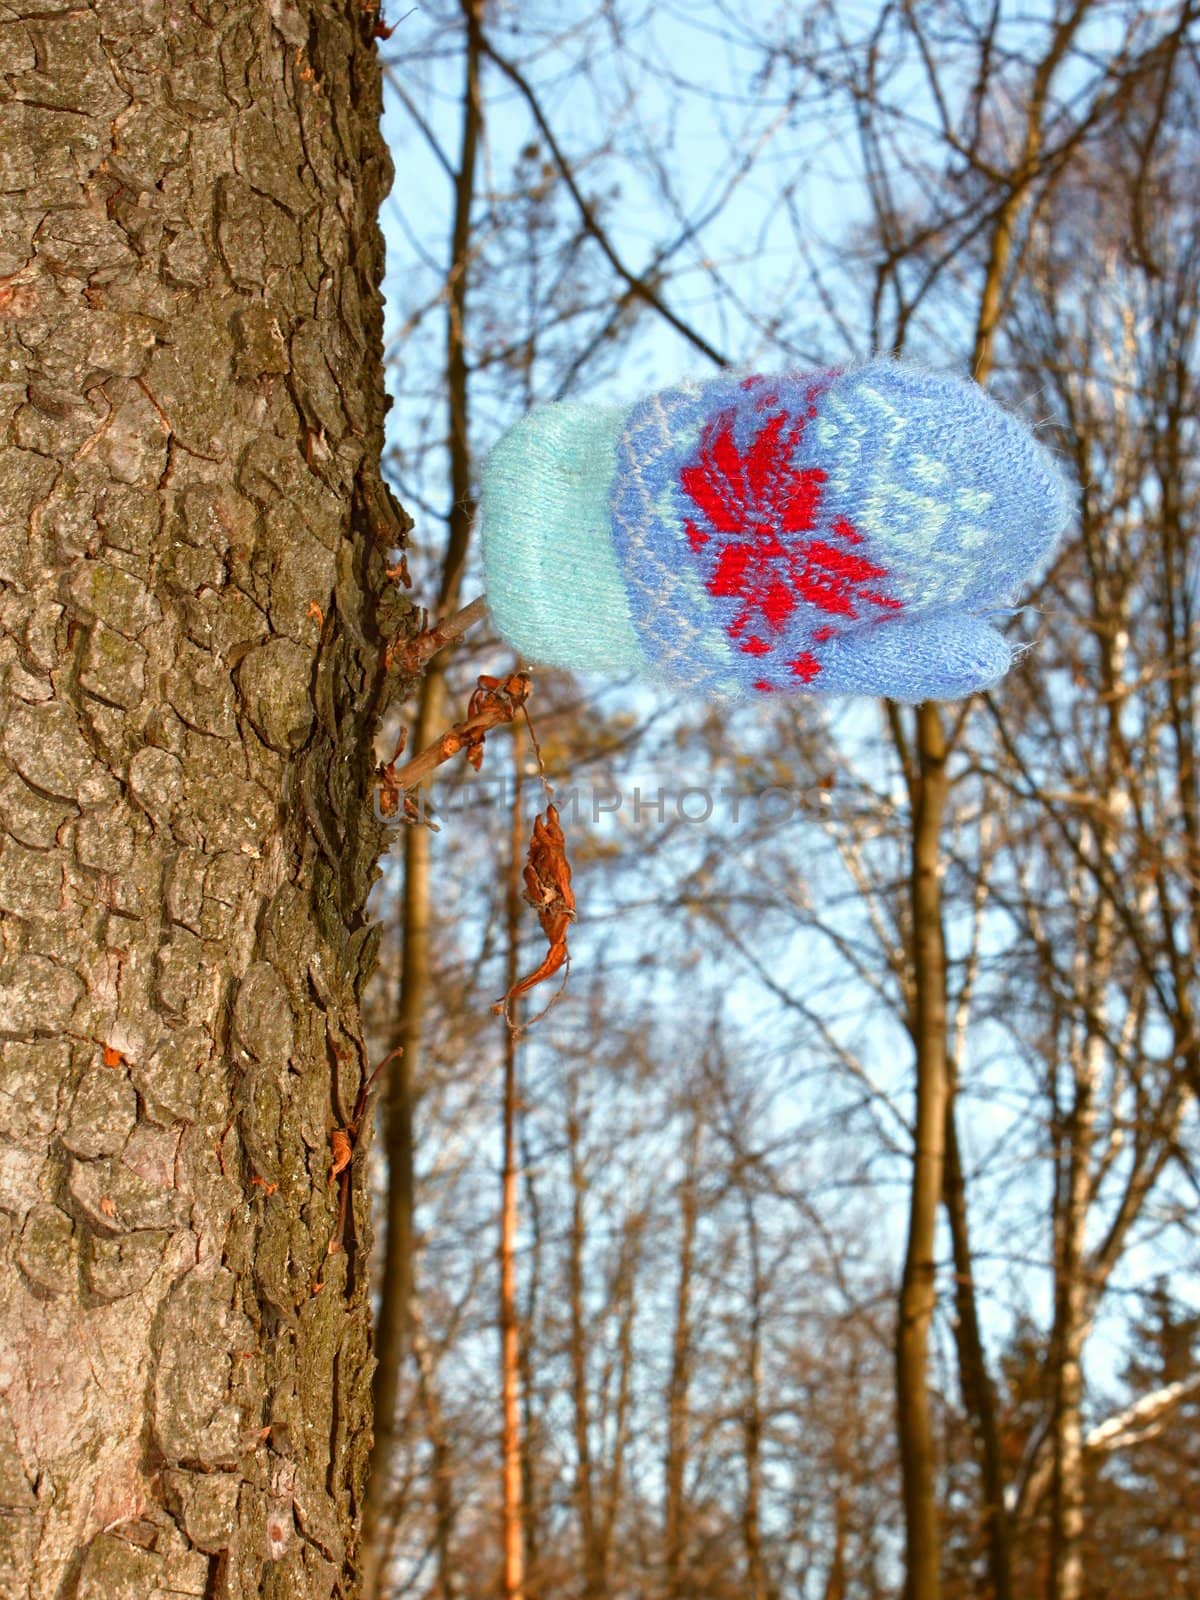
{"left": 0, "top": 4, "right": 411, "bottom": 1596}
{"left": 361, "top": 5, "right": 482, "bottom": 1582}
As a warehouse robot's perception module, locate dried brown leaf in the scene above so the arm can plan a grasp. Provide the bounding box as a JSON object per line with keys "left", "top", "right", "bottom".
{"left": 329, "top": 1128, "right": 352, "bottom": 1184}
{"left": 497, "top": 803, "right": 575, "bottom": 1013}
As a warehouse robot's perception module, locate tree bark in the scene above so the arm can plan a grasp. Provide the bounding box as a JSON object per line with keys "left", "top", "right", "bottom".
{"left": 500, "top": 731, "right": 526, "bottom": 1600}
{"left": 896, "top": 702, "right": 950, "bottom": 1600}
{"left": 0, "top": 4, "right": 407, "bottom": 1597}
{"left": 362, "top": 3, "right": 483, "bottom": 1582}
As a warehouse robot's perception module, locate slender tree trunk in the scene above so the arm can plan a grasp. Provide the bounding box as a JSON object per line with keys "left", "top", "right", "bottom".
{"left": 823, "top": 1492, "right": 849, "bottom": 1600}
{"left": 411, "top": 1308, "right": 458, "bottom": 1600}
{"left": 1049, "top": 884, "right": 1111, "bottom": 1600}
{"left": 500, "top": 732, "right": 526, "bottom": 1600}
{"left": 519, "top": 1119, "right": 544, "bottom": 1594}
{"left": 943, "top": 1098, "right": 1014, "bottom": 1600}
{"left": 664, "top": 1119, "right": 701, "bottom": 1600}
{"left": 362, "top": 1, "right": 483, "bottom": 1587}
{"left": 911, "top": 34, "right": 1090, "bottom": 1582}
{"left": 742, "top": 1194, "right": 769, "bottom": 1600}
{"left": 1048, "top": 1108, "right": 1093, "bottom": 1600}
{"left": 362, "top": 715, "right": 426, "bottom": 1597}
{"left": 1045, "top": 450, "right": 1122, "bottom": 1597}
{"left": 0, "top": 5, "right": 407, "bottom": 1596}
{"left": 600, "top": 1212, "right": 642, "bottom": 1589}
{"left": 567, "top": 1111, "right": 603, "bottom": 1599}
{"left": 743, "top": 1337, "right": 768, "bottom": 1600}
{"left": 1156, "top": 352, "right": 1200, "bottom": 1104}
{"left": 896, "top": 703, "right": 950, "bottom": 1600}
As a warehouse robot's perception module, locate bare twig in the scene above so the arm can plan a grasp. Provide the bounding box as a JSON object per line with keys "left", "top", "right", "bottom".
{"left": 395, "top": 594, "right": 489, "bottom": 675}
{"left": 378, "top": 672, "right": 532, "bottom": 804}
{"left": 479, "top": 34, "right": 728, "bottom": 369}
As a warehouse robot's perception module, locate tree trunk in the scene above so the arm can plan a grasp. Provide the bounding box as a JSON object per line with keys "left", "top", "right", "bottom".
{"left": 664, "top": 1118, "right": 701, "bottom": 1600}
{"left": 362, "top": 2, "right": 482, "bottom": 1581}
{"left": 1048, "top": 888, "right": 1111, "bottom": 1600}
{"left": 500, "top": 732, "right": 526, "bottom": 1600}
{"left": 411, "top": 1307, "right": 458, "bottom": 1600}
{"left": 1048, "top": 1137, "right": 1092, "bottom": 1600}
{"left": 742, "top": 1192, "right": 769, "bottom": 1600}
{"left": 361, "top": 727, "right": 425, "bottom": 1598}
{"left": 885, "top": 18, "right": 1092, "bottom": 1597}
{"left": 0, "top": 4, "right": 407, "bottom": 1598}
{"left": 896, "top": 703, "right": 950, "bottom": 1600}
{"left": 822, "top": 1492, "right": 848, "bottom": 1600}
{"left": 519, "top": 1117, "right": 545, "bottom": 1594}
{"left": 600, "top": 1210, "right": 642, "bottom": 1589}
{"left": 943, "top": 1097, "right": 1013, "bottom": 1600}
{"left": 567, "top": 1110, "right": 602, "bottom": 1600}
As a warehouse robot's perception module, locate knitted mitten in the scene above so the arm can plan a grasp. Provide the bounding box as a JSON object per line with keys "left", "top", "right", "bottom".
{"left": 479, "top": 360, "right": 1072, "bottom": 701}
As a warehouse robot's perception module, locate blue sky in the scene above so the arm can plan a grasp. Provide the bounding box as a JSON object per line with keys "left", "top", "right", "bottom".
{"left": 372, "top": 0, "right": 1198, "bottom": 1429}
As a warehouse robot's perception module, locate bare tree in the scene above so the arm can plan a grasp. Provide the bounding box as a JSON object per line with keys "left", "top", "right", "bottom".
{"left": 0, "top": 4, "right": 410, "bottom": 1596}
{"left": 365, "top": 8, "right": 1200, "bottom": 1600}
{"left": 363, "top": 3, "right": 485, "bottom": 1590}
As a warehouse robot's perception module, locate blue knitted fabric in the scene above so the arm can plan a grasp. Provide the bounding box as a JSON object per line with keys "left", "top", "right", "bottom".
{"left": 480, "top": 360, "right": 1073, "bottom": 702}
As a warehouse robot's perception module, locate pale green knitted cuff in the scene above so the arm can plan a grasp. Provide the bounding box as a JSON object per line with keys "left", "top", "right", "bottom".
{"left": 480, "top": 403, "right": 649, "bottom": 673}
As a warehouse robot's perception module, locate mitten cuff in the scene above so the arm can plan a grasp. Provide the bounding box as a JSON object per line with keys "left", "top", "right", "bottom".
{"left": 480, "top": 402, "right": 647, "bottom": 673}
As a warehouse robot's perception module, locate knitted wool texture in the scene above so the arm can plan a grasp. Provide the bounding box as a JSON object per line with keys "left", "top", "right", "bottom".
{"left": 481, "top": 360, "right": 1073, "bottom": 702}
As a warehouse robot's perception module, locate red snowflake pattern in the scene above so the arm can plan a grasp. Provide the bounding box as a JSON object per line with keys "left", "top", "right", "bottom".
{"left": 679, "top": 389, "right": 903, "bottom": 689}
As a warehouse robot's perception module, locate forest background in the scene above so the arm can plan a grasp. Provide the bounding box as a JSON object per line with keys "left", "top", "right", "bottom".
{"left": 361, "top": 4, "right": 1200, "bottom": 1599}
